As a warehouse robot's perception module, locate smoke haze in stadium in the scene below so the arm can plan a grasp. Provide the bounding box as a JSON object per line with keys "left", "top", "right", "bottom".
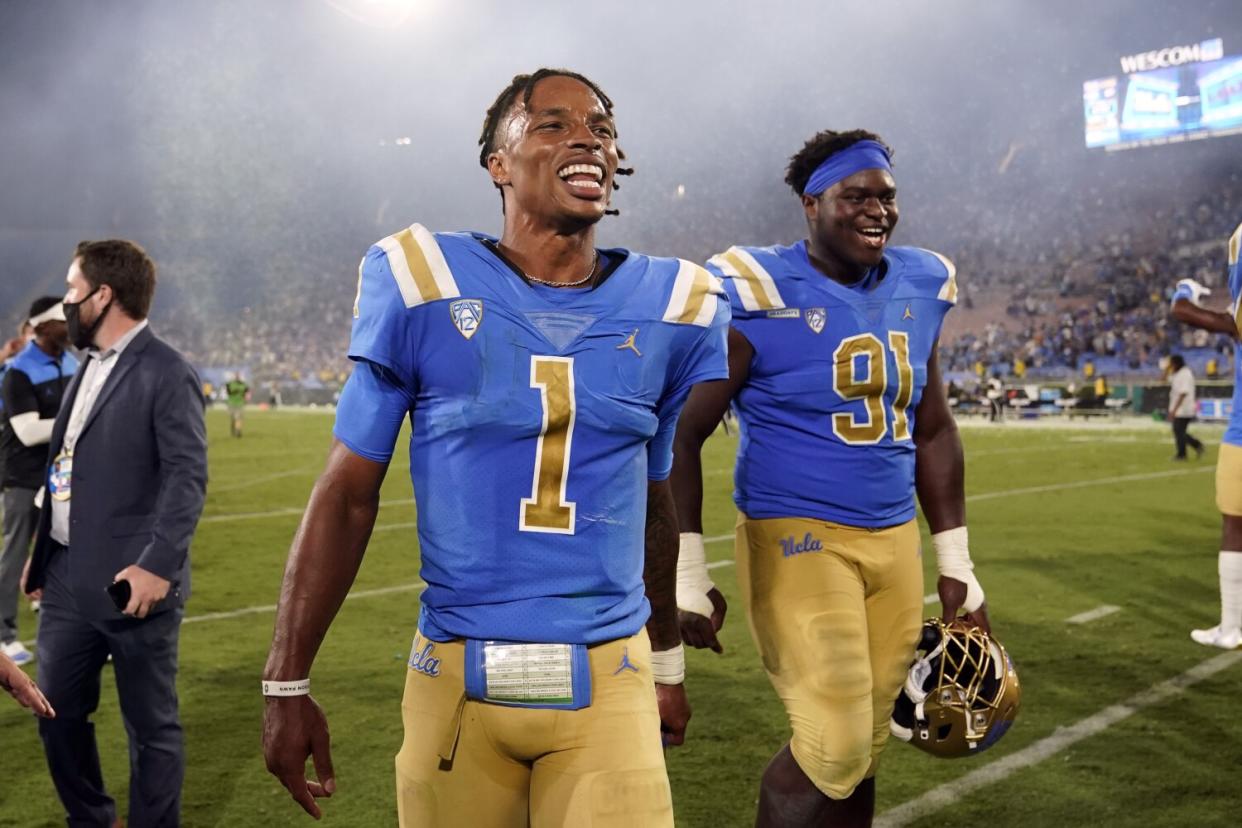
{"left": 1, "top": 0, "right": 1239, "bottom": 317}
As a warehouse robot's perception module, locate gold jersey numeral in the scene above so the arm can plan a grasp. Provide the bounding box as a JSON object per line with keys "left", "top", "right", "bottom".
{"left": 831, "top": 332, "right": 916, "bottom": 445}
{"left": 520, "top": 356, "right": 577, "bottom": 534}
{"left": 832, "top": 334, "right": 888, "bottom": 444}
{"left": 888, "top": 331, "right": 914, "bottom": 442}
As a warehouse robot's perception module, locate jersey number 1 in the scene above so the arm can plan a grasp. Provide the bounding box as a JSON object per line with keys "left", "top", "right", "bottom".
{"left": 832, "top": 332, "right": 914, "bottom": 445}
{"left": 521, "top": 356, "right": 577, "bottom": 534}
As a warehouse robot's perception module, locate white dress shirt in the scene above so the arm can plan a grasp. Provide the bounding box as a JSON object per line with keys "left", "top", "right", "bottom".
{"left": 50, "top": 320, "right": 149, "bottom": 545}
{"left": 1170, "top": 365, "right": 1197, "bottom": 419}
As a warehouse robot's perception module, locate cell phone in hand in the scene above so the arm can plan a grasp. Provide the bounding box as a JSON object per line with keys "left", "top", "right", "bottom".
{"left": 105, "top": 579, "right": 181, "bottom": 615}
{"left": 106, "top": 579, "right": 131, "bottom": 613}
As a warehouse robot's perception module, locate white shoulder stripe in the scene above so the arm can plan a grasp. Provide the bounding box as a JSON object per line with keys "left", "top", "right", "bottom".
{"left": 352, "top": 256, "right": 365, "bottom": 319}
{"left": 376, "top": 223, "right": 460, "bottom": 308}
{"left": 1229, "top": 220, "right": 1241, "bottom": 267}
{"left": 663, "top": 260, "right": 724, "bottom": 327}
{"left": 928, "top": 250, "right": 959, "bottom": 304}
{"left": 376, "top": 234, "right": 421, "bottom": 308}
{"left": 708, "top": 247, "right": 785, "bottom": 311}
{"left": 411, "top": 223, "right": 460, "bottom": 300}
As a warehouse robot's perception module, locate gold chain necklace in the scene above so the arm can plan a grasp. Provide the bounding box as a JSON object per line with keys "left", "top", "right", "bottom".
{"left": 524, "top": 251, "right": 599, "bottom": 288}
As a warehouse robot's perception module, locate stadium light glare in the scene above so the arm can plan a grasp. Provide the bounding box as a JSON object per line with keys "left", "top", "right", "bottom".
{"left": 322, "top": 0, "right": 420, "bottom": 29}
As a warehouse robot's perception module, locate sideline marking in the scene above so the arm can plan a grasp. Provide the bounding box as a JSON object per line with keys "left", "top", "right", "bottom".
{"left": 183, "top": 580, "right": 427, "bottom": 625}
{"left": 874, "top": 650, "right": 1242, "bottom": 827}
{"left": 198, "top": 466, "right": 1210, "bottom": 525}
{"left": 209, "top": 467, "right": 317, "bottom": 494}
{"left": 966, "top": 467, "right": 1211, "bottom": 503}
{"left": 1066, "top": 604, "right": 1121, "bottom": 625}
{"left": 199, "top": 497, "right": 415, "bottom": 524}
{"left": 147, "top": 457, "right": 1232, "bottom": 824}
{"left": 177, "top": 466, "right": 1213, "bottom": 625}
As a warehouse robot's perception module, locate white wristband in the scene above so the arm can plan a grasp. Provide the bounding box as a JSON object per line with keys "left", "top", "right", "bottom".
{"left": 262, "top": 678, "right": 310, "bottom": 697}
{"left": 677, "top": 533, "right": 717, "bottom": 619}
{"left": 650, "top": 645, "right": 686, "bottom": 685}
{"left": 931, "top": 526, "right": 985, "bottom": 613}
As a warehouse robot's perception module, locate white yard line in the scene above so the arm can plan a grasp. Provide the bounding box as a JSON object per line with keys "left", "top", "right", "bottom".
{"left": 182, "top": 467, "right": 1209, "bottom": 624}
{"left": 923, "top": 593, "right": 938, "bottom": 605}
{"left": 158, "top": 461, "right": 1235, "bottom": 827}
{"left": 966, "top": 467, "right": 1211, "bottom": 503}
{"left": 199, "top": 497, "right": 415, "bottom": 524}
{"left": 874, "top": 650, "right": 1242, "bottom": 827}
{"left": 198, "top": 466, "right": 1210, "bottom": 526}
{"left": 372, "top": 521, "right": 418, "bottom": 534}
{"left": 1066, "top": 605, "right": 1121, "bottom": 625}
{"left": 198, "top": 506, "right": 308, "bottom": 523}
{"left": 183, "top": 580, "right": 427, "bottom": 625}
{"left": 209, "top": 467, "right": 317, "bottom": 495}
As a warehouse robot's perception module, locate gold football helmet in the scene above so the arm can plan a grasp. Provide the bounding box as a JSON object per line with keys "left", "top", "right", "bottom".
{"left": 890, "top": 619, "right": 1020, "bottom": 758}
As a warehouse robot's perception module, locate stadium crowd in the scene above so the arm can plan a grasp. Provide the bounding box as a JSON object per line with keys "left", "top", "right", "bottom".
{"left": 938, "top": 169, "right": 1242, "bottom": 379}
{"left": 157, "top": 267, "right": 355, "bottom": 389}
{"left": 5, "top": 169, "right": 1240, "bottom": 393}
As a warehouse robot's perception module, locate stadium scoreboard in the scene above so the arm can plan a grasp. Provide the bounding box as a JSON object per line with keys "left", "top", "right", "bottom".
{"left": 1084, "top": 38, "right": 1242, "bottom": 151}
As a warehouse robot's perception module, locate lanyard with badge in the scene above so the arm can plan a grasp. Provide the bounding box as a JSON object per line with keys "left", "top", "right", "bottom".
{"left": 49, "top": 356, "right": 104, "bottom": 503}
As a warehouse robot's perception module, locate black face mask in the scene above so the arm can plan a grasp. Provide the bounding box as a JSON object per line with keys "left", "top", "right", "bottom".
{"left": 63, "top": 287, "right": 111, "bottom": 350}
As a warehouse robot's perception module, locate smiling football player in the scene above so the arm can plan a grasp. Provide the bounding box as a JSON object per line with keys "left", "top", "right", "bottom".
{"left": 671, "top": 129, "right": 992, "bottom": 827}
{"left": 260, "top": 69, "right": 729, "bottom": 827}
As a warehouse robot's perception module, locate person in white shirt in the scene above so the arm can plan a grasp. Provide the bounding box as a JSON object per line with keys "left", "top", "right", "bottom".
{"left": 985, "top": 374, "right": 1004, "bottom": 422}
{"left": 1168, "top": 354, "right": 1204, "bottom": 461}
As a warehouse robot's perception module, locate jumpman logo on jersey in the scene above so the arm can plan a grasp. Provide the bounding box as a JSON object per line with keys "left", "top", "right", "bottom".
{"left": 615, "top": 329, "right": 642, "bottom": 356}
{"left": 903, "top": 305, "right": 915, "bottom": 320}
{"left": 613, "top": 647, "right": 639, "bottom": 675}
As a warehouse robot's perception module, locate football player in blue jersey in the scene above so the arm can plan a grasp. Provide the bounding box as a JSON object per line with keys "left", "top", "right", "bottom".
{"left": 1170, "top": 221, "right": 1242, "bottom": 651}
{"left": 261, "top": 69, "right": 729, "bottom": 827}
{"left": 671, "top": 130, "right": 990, "bottom": 827}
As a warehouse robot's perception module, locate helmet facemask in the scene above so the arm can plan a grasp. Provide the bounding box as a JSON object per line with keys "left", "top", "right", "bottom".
{"left": 891, "top": 619, "right": 1021, "bottom": 758}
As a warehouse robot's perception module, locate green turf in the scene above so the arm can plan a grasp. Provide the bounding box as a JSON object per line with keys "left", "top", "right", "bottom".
{"left": 2, "top": 410, "right": 1240, "bottom": 827}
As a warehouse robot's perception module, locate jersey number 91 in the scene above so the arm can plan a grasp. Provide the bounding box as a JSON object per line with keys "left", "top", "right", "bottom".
{"left": 832, "top": 332, "right": 914, "bottom": 445}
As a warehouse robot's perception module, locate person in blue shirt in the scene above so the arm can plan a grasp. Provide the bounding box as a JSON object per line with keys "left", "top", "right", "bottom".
{"left": 1170, "top": 221, "right": 1242, "bottom": 650}
{"left": 671, "top": 130, "right": 990, "bottom": 827}
{"left": 261, "top": 69, "right": 729, "bottom": 827}
{"left": 1, "top": 297, "right": 76, "bottom": 667}
{"left": 0, "top": 321, "right": 35, "bottom": 495}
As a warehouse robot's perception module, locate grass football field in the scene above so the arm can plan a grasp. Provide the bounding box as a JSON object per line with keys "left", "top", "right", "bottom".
{"left": 2, "top": 408, "right": 1240, "bottom": 827}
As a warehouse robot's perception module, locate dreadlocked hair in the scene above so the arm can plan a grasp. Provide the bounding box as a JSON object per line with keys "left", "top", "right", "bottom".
{"left": 477, "top": 68, "right": 634, "bottom": 215}
{"left": 784, "top": 129, "right": 894, "bottom": 196}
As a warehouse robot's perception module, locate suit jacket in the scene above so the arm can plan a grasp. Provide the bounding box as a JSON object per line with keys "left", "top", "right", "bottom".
{"left": 27, "top": 325, "right": 208, "bottom": 619}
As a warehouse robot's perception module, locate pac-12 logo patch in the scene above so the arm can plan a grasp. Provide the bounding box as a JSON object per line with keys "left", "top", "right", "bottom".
{"left": 805, "top": 307, "right": 826, "bottom": 334}
{"left": 450, "top": 299, "right": 483, "bottom": 340}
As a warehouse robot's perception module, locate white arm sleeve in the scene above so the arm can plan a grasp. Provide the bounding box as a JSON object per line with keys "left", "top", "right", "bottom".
{"left": 8, "top": 411, "right": 54, "bottom": 447}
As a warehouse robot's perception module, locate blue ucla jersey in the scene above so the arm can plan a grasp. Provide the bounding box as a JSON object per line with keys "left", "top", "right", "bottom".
{"left": 1226, "top": 221, "right": 1242, "bottom": 446}
{"left": 335, "top": 223, "right": 730, "bottom": 644}
{"left": 707, "top": 241, "right": 957, "bottom": 528}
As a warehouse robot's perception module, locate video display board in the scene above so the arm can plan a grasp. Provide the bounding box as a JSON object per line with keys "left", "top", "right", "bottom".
{"left": 1084, "top": 39, "right": 1242, "bottom": 151}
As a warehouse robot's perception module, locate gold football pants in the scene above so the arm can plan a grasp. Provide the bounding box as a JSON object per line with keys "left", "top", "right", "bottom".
{"left": 736, "top": 514, "right": 924, "bottom": 799}
{"left": 395, "top": 630, "right": 673, "bottom": 827}
{"left": 1217, "top": 442, "right": 1242, "bottom": 516}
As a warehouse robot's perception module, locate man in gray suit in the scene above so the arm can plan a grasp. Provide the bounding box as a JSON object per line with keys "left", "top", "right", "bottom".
{"left": 24, "top": 239, "right": 208, "bottom": 828}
